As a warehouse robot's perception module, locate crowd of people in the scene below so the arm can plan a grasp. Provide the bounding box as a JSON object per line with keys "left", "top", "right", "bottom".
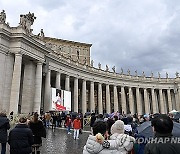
{"left": 83, "top": 112, "right": 180, "bottom": 154}
{"left": 0, "top": 111, "right": 46, "bottom": 154}
{"left": 0, "top": 110, "right": 180, "bottom": 154}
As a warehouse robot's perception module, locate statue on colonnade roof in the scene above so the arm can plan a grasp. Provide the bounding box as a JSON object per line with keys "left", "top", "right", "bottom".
{"left": 91, "top": 60, "right": 94, "bottom": 67}
{"left": 19, "top": 12, "right": 36, "bottom": 34}
{"left": 151, "top": 71, "right": 154, "bottom": 78}
{"left": 98, "top": 63, "right": 101, "bottom": 69}
{"left": 127, "top": 69, "right": 130, "bottom": 75}
{"left": 142, "top": 71, "right": 145, "bottom": 77}
{"left": 38, "top": 29, "right": 45, "bottom": 40}
{"left": 0, "top": 10, "right": 6, "bottom": 23}
{"left": 112, "top": 66, "right": 116, "bottom": 73}
{"left": 105, "top": 65, "right": 109, "bottom": 71}
{"left": 135, "top": 70, "right": 138, "bottom": 76}
{"left": 166, "top": 72, "right": 168, "bottom": 78}
{"left": 158, "top": 72, "right": 161, "bottom": 78}
{"left": 176, "top": 72, "right": 179, "bottom": 78}
{"left": 120, "top": 68, "right": 123, "bottom": 74}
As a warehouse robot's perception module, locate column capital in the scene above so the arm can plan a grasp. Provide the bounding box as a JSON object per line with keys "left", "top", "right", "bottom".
{"left": 90, "top": 81, "right": 94, "bottom": 84}
{"left": 15, "top": 52, "right": 22, "bottom": 56}
{"left": 37, "top": 61, "right": 43, "bottom": 65}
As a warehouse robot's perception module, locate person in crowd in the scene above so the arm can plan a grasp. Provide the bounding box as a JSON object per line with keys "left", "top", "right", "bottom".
{"left": 106, "top": 118, "right": 115, "bottom": 137}
{"left": 57, "top": 112, "right": 62, "bottom": 127}
{"left": 95, "top": 114, "right": 104, "bottom": 122}
{"left": 83, "top": 120, "right": 135, "bottom": 154}
{"left": 83, "top": 120, "right": 112, "bottom": 154}
{"left": 0, "top": 111, "right": 10, "bottom": 154}
{"left": 113, "top": 115, "right": 119, "bottom": 121}
{"left": 144, "top": 114, "right": 180, "bottom": 154}
{"left": 65, "top": 114, "right": 72, "bottom": 134}
{"left": 79, "top": 112, "right": 84, "bottom": 130}
{"left": 90, "top": 113, "right": 96, "bottom": 131}
{"left": 8, "top": 116, "right": 33, "bottom": 154}
{"left": 143, "top": 114, "right": 150, "bottom": 122}
{"left": 44, "top": 112, "right": 51, "bottom": 128}
{"left": 51, "top": 113, "right": 57, "bottom": 129}
{"left": 108, "top": 120, "right": 135, "bottom": 153}
{"left": 9, "top": 111, "right": 14, "bottom": 121}
{"left": 61, "top": 112, "right": 66, "bottom": 127}
{"left": 73, "top": 116, "right": 81, "bottom": 140}
{"left": 29, "top": 112, "right": 46, "bottom": 154}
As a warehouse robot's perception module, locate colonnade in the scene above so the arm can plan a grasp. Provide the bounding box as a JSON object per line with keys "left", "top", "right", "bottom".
{"left": 43, "top": 69, "right": 179, "bottom": 115}
{"left": 7, "top": 53, "right": 180, "bottom": 115}
{"left": 9, "top": 53, "right": 43, "bottom": 114}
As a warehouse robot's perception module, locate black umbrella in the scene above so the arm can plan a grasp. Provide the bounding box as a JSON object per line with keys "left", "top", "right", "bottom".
{"left": 174, "top": 112, "right": 180, "bottom": 120}
{"left": 137, "top": 121, "right": 180, "bottom": 138}
{"left": 137, "top": 121, "right": 153, "bottom": 138}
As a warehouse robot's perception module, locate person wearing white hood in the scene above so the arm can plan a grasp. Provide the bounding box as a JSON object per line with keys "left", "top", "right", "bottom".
{"left": 83, "top": 120, "right": 135, "bottom": 154}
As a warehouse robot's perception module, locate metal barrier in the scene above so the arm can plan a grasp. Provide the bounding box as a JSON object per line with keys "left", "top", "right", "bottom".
{"left": 83, "top": 117, "right": 91, "bottom": 128}
{"left": 9, "top": 114, "right": 29, "bottom": 125}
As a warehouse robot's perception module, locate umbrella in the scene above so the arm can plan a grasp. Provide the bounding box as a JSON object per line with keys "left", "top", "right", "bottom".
{"left": 169, "top": 110, "right": 179, "bottom": 114}
{"left": 137, "top": 121, "right": 153, "bottom": 138}
{"left": 174, "top": 112, "right": 180, "bottom": 120}
{"left": 172, "top": 122, "right": 180, "bottom": 137}
{"left": 137, "top": 121, "right": 180, "bottom": 138}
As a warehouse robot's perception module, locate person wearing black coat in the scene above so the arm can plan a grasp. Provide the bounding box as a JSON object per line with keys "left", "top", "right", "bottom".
{"left": 8, "top": 116, "right": 33, "bottom": 154}
{"left": 144, "top": 114, "right": 180, "bottom": 154}
{"left": 0, "top": 111, "right": 10, "bottom": 154}
{"left": 29, "top": 112, "right": 46, "bottom": 154}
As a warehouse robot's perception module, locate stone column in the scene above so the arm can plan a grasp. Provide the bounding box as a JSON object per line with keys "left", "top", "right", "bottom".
{"left": 33, "top": 62, "right": 43, "bottom": 113}
{"left": 44, "top": 70, "right": 51, "bottom": 112}
{"left": 65, "top": 75, "right": 70, "bottom": 91}
{"left": 106, "top": 84, "right": 111, "bottom": 113}
{"left": 176, "top": 89, "right": 180, "bottom": 111}
{"left": 136, "top": 87, "right": 142, "bottom": 115}
{"left": 9, "top": 53, "right": 22, "bottom": 114}
{"left": 129, "top": 87, "right": 134, "bottom": 115}
{"left": 163, "top": 91, "right": 167, "bottom": 113}
{"left": 151, "top": 88, "right": 158, "bottom": 113}
{"left": 2, "top": 54, "right": 14, "bottom": 113}
{"left": 98, "top": 83, "right": 103, "bottom": 114}
{"left": 121, "top": 86, "right": 126, "bottom": 114}
{"left": 175, "top": 90, "right": 180, "bottom": 111}
{"left": 56, "top": 71, "right": 61, "bottom": 89}
{"left": 90, "top": 81, "right": 95, "bottom": 112}
{"left": 144, "top": 88, "right": 150, "bottom": 114}
{"left": 74, "top": 77, "right": 78, "bottom": 113}
{"left": 82, "top": 79, "right": 86, "bottom": 114}
{"left": 167, "top": 89, "right": 172, "bottom": 111}
{"left": 113, "top": 85, "right": 118, "bottom": 112}
{"left": 159, "top": 89, "right": 165, "bottom": 114}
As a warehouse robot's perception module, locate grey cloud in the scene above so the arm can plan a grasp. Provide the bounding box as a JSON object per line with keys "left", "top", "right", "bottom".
{"left": 1, "top": 0, "right": 180, "bottom": 78}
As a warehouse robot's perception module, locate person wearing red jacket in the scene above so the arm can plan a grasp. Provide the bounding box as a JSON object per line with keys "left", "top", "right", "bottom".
{"left": 73, "top": 117, "right": 81, "bottom": 140}
{"left": 65, "top": 114, "right": 72, "bottom": 134}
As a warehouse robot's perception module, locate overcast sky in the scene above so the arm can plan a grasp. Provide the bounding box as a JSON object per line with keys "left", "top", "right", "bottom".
{"left": 1, "top": 0, "right": 180, "bottom": 78}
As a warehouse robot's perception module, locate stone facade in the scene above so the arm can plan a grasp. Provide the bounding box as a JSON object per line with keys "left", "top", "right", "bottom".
{"left": 0, "top": 11, "right": 180, "bottom": 115}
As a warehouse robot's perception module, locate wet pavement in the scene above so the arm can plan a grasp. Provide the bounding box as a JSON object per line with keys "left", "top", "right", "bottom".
{"left": 40, "top": 128, "right": 90, "bottom": 154}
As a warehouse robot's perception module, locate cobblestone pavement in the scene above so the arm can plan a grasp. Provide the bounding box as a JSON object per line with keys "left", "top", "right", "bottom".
{"left": 40, "top": 128, "right": 90, "bottom": 154}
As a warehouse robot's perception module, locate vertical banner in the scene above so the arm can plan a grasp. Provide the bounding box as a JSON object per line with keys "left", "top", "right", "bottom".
{"left": 64, "top": 90, "right": 71, "bottom": 111}
{"left": 51, "top": 88, "right": 71, "bottom": 111}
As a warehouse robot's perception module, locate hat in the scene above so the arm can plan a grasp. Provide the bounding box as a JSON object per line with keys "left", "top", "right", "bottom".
{"left": 111, "top": 120, "right": 124, "bottom": 134}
